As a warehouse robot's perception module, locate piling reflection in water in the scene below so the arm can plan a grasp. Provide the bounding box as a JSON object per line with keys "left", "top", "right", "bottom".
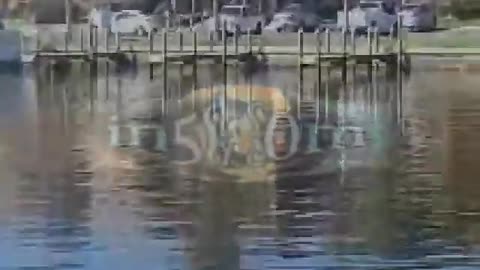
{"left": 3, "top": 61, "right": 480, "bottom": 269}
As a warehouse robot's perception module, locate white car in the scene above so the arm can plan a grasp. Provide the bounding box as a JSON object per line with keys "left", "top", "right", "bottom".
{"left": 337, "top": 0, "right": 397, "bottom": 34}
{"left": 110, "top": 10, "right": 153, "bottom": 36}
{"left": 264, "top": 13, "right": 302, "bottom": 32}
{"left": 400, "top": 3, "right": 436, "bottom": 32}
{"left": 207, "top": 5, "right": 265, "bottom": 34}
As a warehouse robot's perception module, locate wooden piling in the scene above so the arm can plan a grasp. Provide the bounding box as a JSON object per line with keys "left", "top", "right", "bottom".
{"left": 192, "top": 45, "right": 198, "bottom": 110}
{"left": 149, "top": 30, "right": 154, "bottom": 53}
{"left": 80, "top": 28, "right": 84, "bottom": 52}
{"left": 325, "top": 66, "right": 330, "bottom": 123}
{"left": 374, "top": 27, "right": 380, "bottom": 53}
{"left": 298, "top": 28, "right": 304, "bottom": 66}
{"left": 209, "top": 31, "right": 214, "bottom": 52}
{"left": 234, "top": 26, "right": 239, "bottom": 56}
{"left": 368, "top": 26, "right": 373, "bottom": 57}
{"left": 325, "top": 28, "right": 331, "bottom": 53}
{"left": 316, "top": 28, "right": 322, "bottom": 121}
{"left": 105, "top": 30, "right": 109, "bottom": 53}
{"left": 163, "top": 29, "right": 168, "bottom": 114}
{"left": 64, "top": 30, "right": 69, "bottom": 52}
{"left": 222, "top": 23, "right": 228, "bottom": 134}
{"left": 342, "top": 27, "right": 347, "bottom": 56}
{"left": 179, "top": 30, "right": 184, "bottom": 52}
{"left": 94, "top": 26, "right": 98, "bottom": 53}
{"left": 247, "top": 28, "right": 252, "bottom": 53}
{"left": 115, "top": 32, "right": 120, "bottom": 51}
{"left": 163, "top": 30, "right": 168, "bottom": 63}
{"left": 397, "top": 14, "right": 404, "bottom": 132}
{"left": 149, "top": 32, "right": 155, "bottom": 78}
{"left": 350, "top": 27, "right": 356, "bottom": 55}
{"left": 297, "top": 65, "right": 304, "bottom": 119}
{"left": 193, "top": 31, "right": 198, "bottom": 59}
{"left": 222, "top": 20, "right": 227, "bottom": 64}
{"left": 389, "top": 24, "right": 395, "bottom": 42}
{"left": 89, "top": 24, "right": 93, "bottom": 50}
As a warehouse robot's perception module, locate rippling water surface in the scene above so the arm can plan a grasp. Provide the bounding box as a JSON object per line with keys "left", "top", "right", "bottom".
{"left": 0, "top": 60, "right": 479, "bottom": 269}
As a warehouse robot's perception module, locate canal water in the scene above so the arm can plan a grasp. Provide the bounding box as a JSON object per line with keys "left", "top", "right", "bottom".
{"left": 0, "top": 60, "right": 479, "bottom": 269}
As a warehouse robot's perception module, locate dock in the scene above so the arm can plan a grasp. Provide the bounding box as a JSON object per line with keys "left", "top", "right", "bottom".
{"left": 22, "top": 25, "right": 404, "bottom": 68}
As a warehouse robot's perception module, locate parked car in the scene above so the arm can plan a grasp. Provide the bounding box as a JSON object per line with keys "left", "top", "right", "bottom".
{"left": 264, "top": 13, "right": 302, "bottom": 32}
{"left": 337, "top": 0, "right": 397, "bottom": 34}
{"left": 267, "top": 3, "right": 321, "bottom": 32}
{"left": 400, "top": 2, "right": 436, "bottom": 32}
{"left": 207, "top": 5, "right": 265, "bottom": 34}
{"left": 110, "top": 10, "right": 154, "bottom": 36}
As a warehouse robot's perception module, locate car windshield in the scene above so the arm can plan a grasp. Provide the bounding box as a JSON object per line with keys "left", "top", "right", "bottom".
{"left": 221, "top": 7, "right": 242, "bottom": 15}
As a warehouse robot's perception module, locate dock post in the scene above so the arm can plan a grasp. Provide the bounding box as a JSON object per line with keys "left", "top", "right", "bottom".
{"left": 105, "top": 30, "right": 109, "bottom": 53}
{"left": 209, "top": 31, "right": 214, "bottom": 52}
{"left": 179, "top": 30, "right": 184, "bottom": 52}
{"left": 64, "top": 29, "right": 69, "bottom": 52}
{"left": 222, "top": 20, "right": 228, "bottom": 135}
{"left": 94, "top": 26, "right": 98, "bottom": 54}
{"left": 368, "top": 26, "right": 373, "bottom": 61}
{"left": 80, "top": 28, "right": 84, "bottom": 52}
{"left": 192, "top": 31, "right": 198, "bottom": 110}
{"left": 374, "top": 26, "right": 380, "bottom": 53}
{"left": 350, "top": 26, "right": 356, "bottom": 55}
{"left": 193, "top": 30, "right": 198, "bottom": 59}
{"left": 163, "top": 29, "right": 168, "bottom": 64}
{"left": 316, "top": 28, "right": 322, "bottom": 122}
{"left": 297, "top": 64, "right": 304, "bottom": 119}
{"left": 115, "top": 32, "right": 120, "bottom": 51}
{"left": 397, "top": 14, "right": 404, "bottom": 133}
{"left": 325, "top": 28, "right": 331, "bottom": 53}
{"left": 298, "top": 28, "right": 304, "bottom": 66}
{"left": 88, "top": 24, "right": 92, "bottom": 50}
{"left": 234, "top": 26, "right": 239, "bottom": 57}
{"left": 247, "top": 28, "right": 252, "bottom": 54}
{"left": 389, "top": 24, "right": 395, "bottom": 42}
{"left": 149, "top": 29, "right": 154, "bottom": 53}
{"left": 149, "top": 29, "right": 154, "bottom": 80}
{"left": 162, "top": 29, "right": 168, "bottom": 115}
{"left": 222, "top": 20, "right": 227, "bottom": 64}
{"left": 342, "top": 27, "right": 347, "bottom": 57}
{"left": 325, "top": 66, "right": 330, "bottom": 123}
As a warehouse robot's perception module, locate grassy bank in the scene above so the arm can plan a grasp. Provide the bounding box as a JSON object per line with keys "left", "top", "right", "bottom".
{"left": 405, "top": 15, "right": 480, "bottom": 50}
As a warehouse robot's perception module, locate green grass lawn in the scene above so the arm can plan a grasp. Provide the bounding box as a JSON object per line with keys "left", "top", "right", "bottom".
{"left": 403, "top": 16, "right": 480, "bottom": 49}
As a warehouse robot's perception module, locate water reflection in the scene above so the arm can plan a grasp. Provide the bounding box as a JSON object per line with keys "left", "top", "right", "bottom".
{"left": 1, "top": 60, "right": 480, "bottom": 269}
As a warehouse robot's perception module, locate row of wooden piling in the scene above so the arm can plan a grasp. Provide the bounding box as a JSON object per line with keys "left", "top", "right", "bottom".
{"left": 35, "top": 20, "right": 404, "bottom": 62}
